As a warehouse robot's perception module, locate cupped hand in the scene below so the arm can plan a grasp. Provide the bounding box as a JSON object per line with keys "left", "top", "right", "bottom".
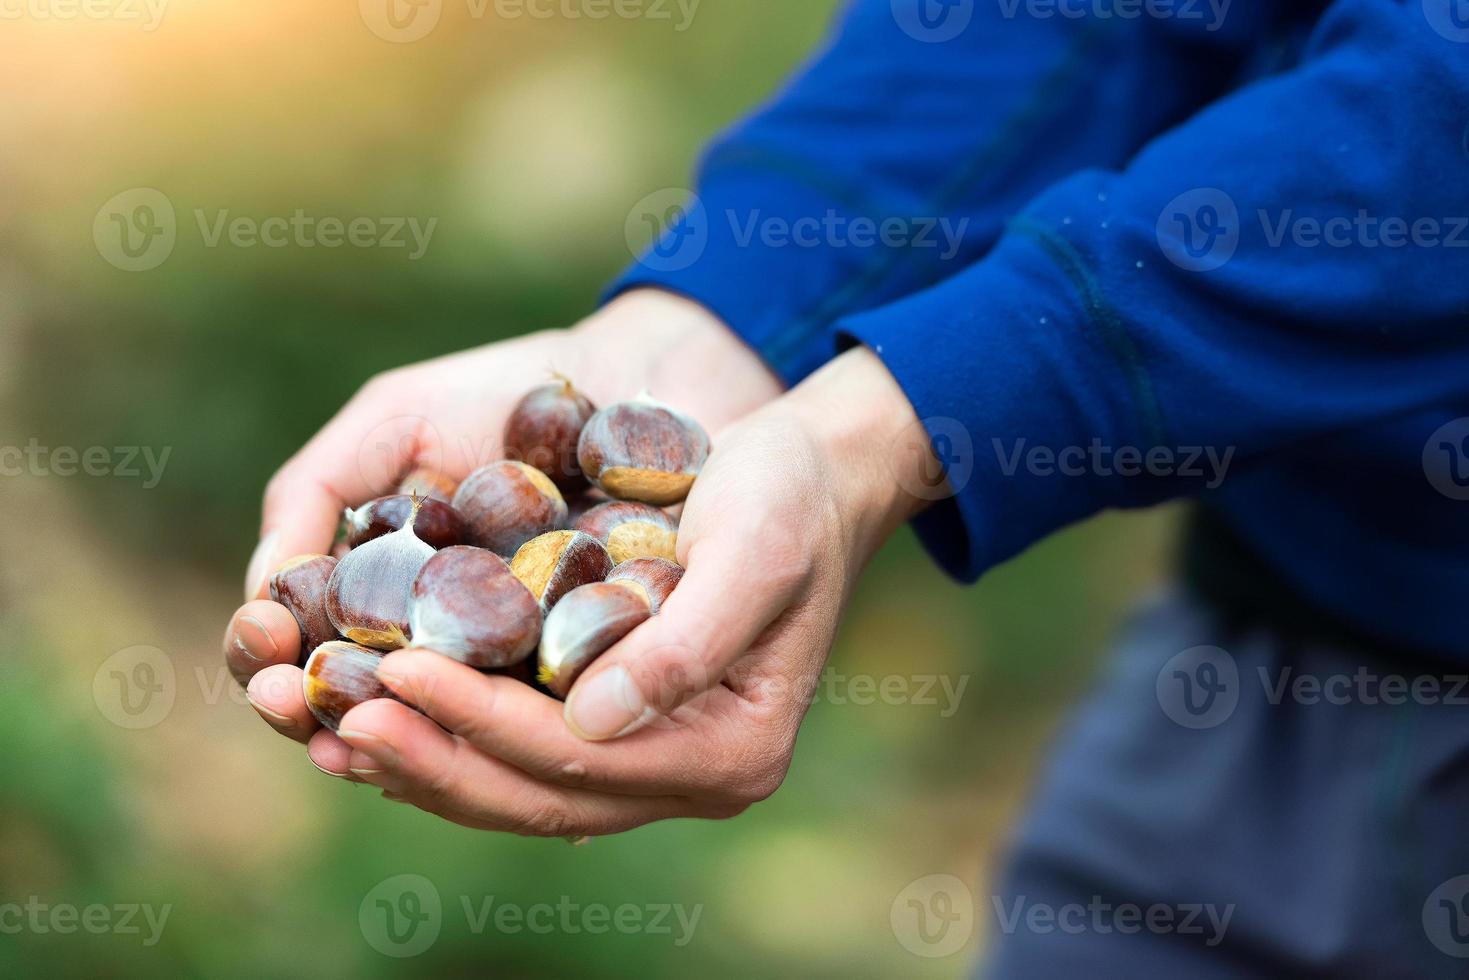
{"left": 324, "top": 347, "right": 939, "bottom": 835}
{"left": 223, "top": 288, "right": 783, "bottom": 770}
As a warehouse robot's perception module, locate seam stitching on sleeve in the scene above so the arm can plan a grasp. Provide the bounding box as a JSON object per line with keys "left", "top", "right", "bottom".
{"left": 1009, "top": 215, "right": 1169, "bottom": 448}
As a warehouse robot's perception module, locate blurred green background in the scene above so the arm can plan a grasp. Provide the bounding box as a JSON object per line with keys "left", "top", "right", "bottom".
{"left": 0, "top": 2, "right": 1179, "bottom": 976}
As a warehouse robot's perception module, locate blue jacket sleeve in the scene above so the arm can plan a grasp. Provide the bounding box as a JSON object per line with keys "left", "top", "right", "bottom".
{"left": 837, "top": 0, "right": 1469, "bottom": 580}
{"left": 605, "top": 0, "right": 1292, "bottom": 384}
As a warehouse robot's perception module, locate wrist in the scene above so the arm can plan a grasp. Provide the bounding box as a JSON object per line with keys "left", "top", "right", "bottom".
{"left": 572, "top": 288, "right": 784, "bottom": 423}
{"left": 784, "top": 347, "right": 940, "bottom": 541}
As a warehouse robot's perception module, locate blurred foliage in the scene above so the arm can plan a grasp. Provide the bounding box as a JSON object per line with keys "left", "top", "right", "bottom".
{"left": 0, "top": 2, "right": 1178, "bottom": 977}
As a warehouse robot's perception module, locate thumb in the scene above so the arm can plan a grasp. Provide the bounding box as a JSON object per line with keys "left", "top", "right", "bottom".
{"left": 561, "top": 520, "right": 806, "bottom": 741}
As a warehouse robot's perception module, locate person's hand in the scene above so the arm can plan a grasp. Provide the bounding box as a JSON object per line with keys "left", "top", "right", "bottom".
{"left": 322, "top": 346, "right": 939, "bottom": 834}
{"left": 223, "top": 288, "right": 783, "bottom": 770}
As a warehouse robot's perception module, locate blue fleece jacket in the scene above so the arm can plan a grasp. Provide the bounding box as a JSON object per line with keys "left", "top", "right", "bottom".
{"left": 607, "top": 0, "right": 1469, "bottom": 657}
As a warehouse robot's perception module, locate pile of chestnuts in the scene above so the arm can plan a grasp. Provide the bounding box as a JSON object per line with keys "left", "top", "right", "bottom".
{"left": 267, "top": 379, "right": 708, "bottom": 731}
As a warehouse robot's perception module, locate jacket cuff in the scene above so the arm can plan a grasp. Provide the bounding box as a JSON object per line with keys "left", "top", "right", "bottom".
{"left": 836, "top": 226, "right": 1141, "bottom": 582}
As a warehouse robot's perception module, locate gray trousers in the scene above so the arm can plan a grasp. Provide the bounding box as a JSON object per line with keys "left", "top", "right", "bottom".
{"left": 982, "top": 589, "right": 1469, "bottom": 979}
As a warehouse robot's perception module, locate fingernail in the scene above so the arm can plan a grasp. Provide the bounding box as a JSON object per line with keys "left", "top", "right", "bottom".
{"left": 245, "top": 693, "right": 295, "bottom": 731}
{"left": 376, "top": 669, "right": 413, "bottom": 701}
{"left": 377, "top": 665, "right": 435, "bottom": 709}
{"left": 309, "top": 757, "right": 351, "bottom": 779}
{"left": 348, "top": 750, "right": 385, "bottom": 777}
{"left": 564, "top": 666, "right": 654, "bottom": 741}
{"left": 231, "top": 633, "right": 263, "bottom": 666}
{"left": 233, "top": 616, "right": 279, "bottom": 666}
{"left": 245, "top": 530, "right": 280, "bottom": 601}
{"left": 338, "top": 729, "right": 401, "bottom": 768}
{"left": 564, "top": 835, "right": 592, "bottom": 846}
{"left": 382, "top": 791, "right": 410, "bottom": 804}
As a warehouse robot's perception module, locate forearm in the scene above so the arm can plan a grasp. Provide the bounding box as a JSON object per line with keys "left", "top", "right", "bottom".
{"left": 608, "top": 0, "right": 1291, "bottom": 384}
{"left": 836, "top": 1, "right": 1469, "bottom": 581}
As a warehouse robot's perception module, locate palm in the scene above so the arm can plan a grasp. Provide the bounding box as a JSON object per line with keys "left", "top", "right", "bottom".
{"left": 225, "top": 288, "right": 783, "bottom": 765}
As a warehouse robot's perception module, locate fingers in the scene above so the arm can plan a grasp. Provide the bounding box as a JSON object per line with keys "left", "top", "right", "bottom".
{"left": 306, "top": 728, "right": 364, "bottom": 780}
{"left": 244, "top": 664, "right": 319, "bottom": 745}
{"left": 224, "top": 600, "right": 303, "bottom": 685}
{"left": 376, "top": 649, "right": 747, "bottom": 797}
{"left": 561, "top": 523, "right": 806, "bottom": 742}
{"left": 246, "top": 385, "right": 438, "bottom": 599}
{"left": 333, "top": 700, "right": 709, "bottom": 835}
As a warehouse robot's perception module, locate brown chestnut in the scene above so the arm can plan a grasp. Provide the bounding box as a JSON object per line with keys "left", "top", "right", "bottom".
{"left": 534, "top": 584, "right": 646, "bottom": 697}
{"left": 397, "top": 467, "right": 458, "bottom": 503}
{"left": 452, "top": 461, "right": 568, "bottom": 557}
{"left": 537, "top": 559, "right": 683, "bottom": 697}
{"left": 503, "top": 376, "right": 597, "bottom": 491}
{"left": 605, "top": 557, "right": 684, "bottom": 612}
{"left": 302, "top": 641, "right": 399, "bottom": 732}
{"left": 573, "top": 501, "right": 678, "bottom": 565}
{"left": 325, "top": 506, "right": 435, "bottom": 649}
{"left": 269, "top": 554, "right": 339, "bottom": 661}
{"left": 576, "top": 393, "right": 710, "bottom": 505}
{"left": 407, "top": 546, "right": 542, "bottom": 668}
{"left": 510, "top": 530, "right": 612, "bottom": 613}
{"left": 344, "top": 494, "right": 465, "bottom": 550}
